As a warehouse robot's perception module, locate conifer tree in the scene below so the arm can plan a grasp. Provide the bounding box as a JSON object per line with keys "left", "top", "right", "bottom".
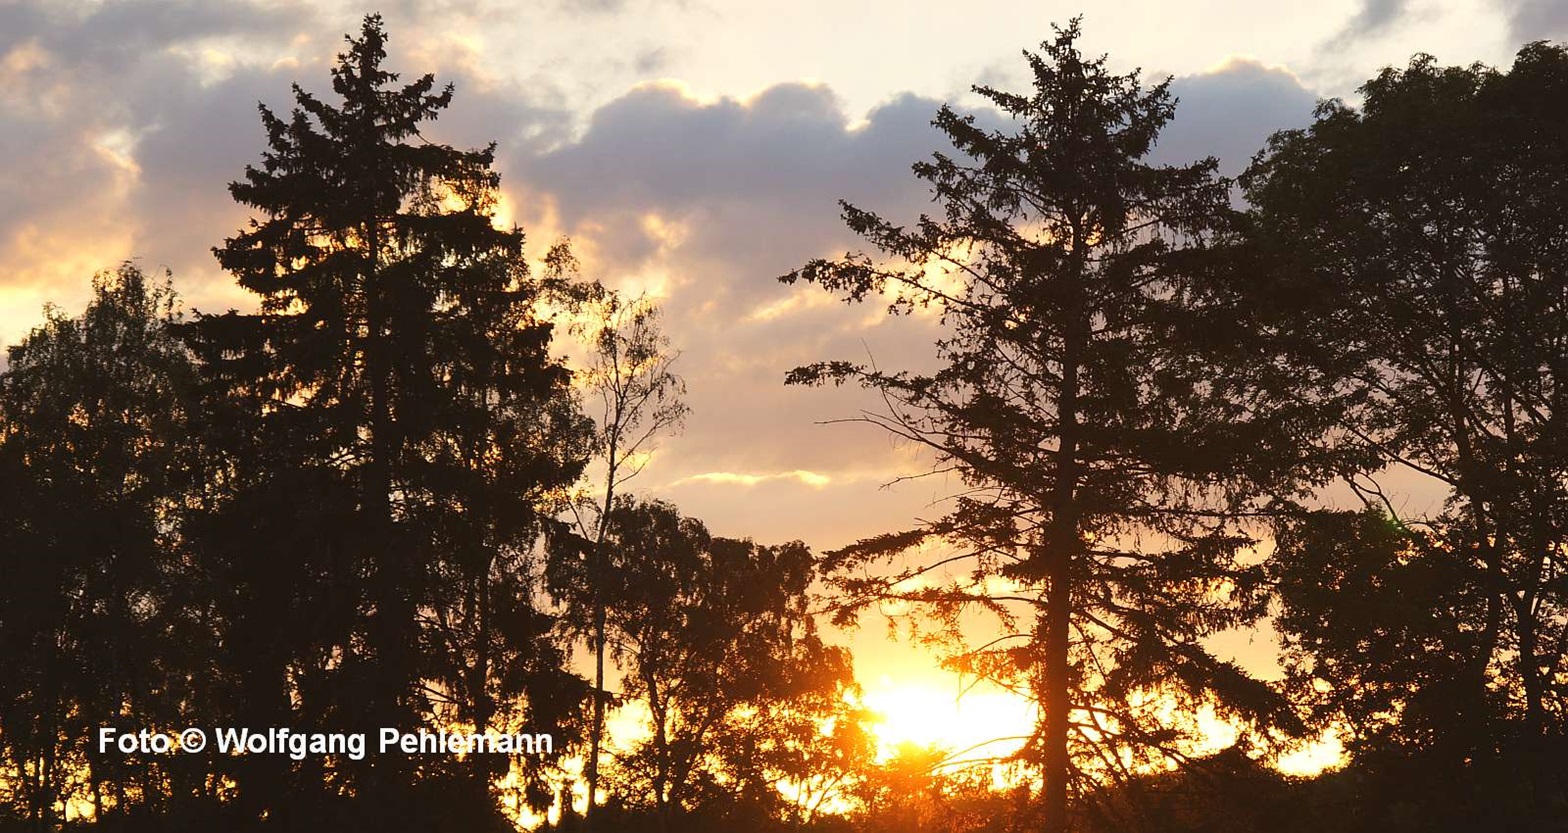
{"left": 783, "top": 22, "right": 1306, "bottom": 832}
{"left": 185, "top": 14, "right": 591, "bottom": 817}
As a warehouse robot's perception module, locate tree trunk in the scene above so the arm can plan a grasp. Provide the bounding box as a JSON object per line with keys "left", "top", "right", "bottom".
{"left": 587, "top": 597, "right": 607, "bottom": 826}
{"left": 586, "top": 432, "right": 619, "bottom": 830}
{"left": 1043, "top": 556, "right": 1071, "bottom": 833}
{"left": 361, "top": 216, "right": 416, "bottom": 805}
{"left": 1042, "top": 233, "right": 1087, "bottom": 833}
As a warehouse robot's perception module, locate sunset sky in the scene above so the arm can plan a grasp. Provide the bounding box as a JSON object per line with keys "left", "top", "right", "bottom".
{"left": 2, "top": 0, "right": 1557, "bottom": 766}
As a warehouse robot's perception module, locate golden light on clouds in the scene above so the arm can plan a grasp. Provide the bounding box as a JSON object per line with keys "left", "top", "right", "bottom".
{"left": 1202, "top": 54, "right": 1302, "bottom": 80}
{"left": 163, "top": 44, "right": 240, "bottom": 86}
{"left": 631, "top": 78, "right": 721, "bottom": 107}
{"left": 489, "top": 189, "right": 520, "bottom": 232}
{"left": 2, "top": 39, "right": 71, "bottom": 118}
{"left": 639, "top": 212, "right": 689, "bottom": 252}
{"left": 530, "top": 209, "right": 685, "bottom": 301}
{"left": 93, "top": 129, "right": 140, "bottom": 177}
{"left": 0, "top": 223, "right": 136, "bottom": 347}
{"left": 0, "top": 284, "right": 56, "bottom": 351}
{"left": 0, "top": 4, "right": 1540, "bottom": 825}
{"left": 672, "top": 469, "right": 833, "bottom": 489}
{"left": 744, "top": 284, "right": 837, "bottom": 323}
{"left": 405, "top": 31, "right": 499, "bottom": 93}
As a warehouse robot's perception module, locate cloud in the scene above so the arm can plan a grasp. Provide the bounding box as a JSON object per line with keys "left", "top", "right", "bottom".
{"left": 1331, "top": 0, "right": 1410, "bottom": 46}
{"left": 0, "top": 4, "right": 1330, "bottom": 548}
{"left": 510, "top": 82, "right": 960, "bottom": 506}
{"left": 0, "top": 0, "right": 320, "bottom": 342}
{"left": 0, "top": 0, "right": 573, "bottom": 344}
{"left": 1312, "top": 0, "right": 1413, "bottom": 53}
{"left": 2, "top": 0, "right": 305, "bottom": 74}
{"left": 1504, "top": 0, "right": 1568, "bottom": 45}
{"left": 510, "top": 62, "right": 1322, "bottom": 545}
{"left": 672, "top": 470, "right": 834, "bottom": 488}
{"left": 1160, "top": 59, "right": 1320, "bottom": 176}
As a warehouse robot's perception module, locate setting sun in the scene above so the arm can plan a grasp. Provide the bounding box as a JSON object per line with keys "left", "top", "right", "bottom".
{"left": 862, "top": 679, "right": 1034, "bottom": 763}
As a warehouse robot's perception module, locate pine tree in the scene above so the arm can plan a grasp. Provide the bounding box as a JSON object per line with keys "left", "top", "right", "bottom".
{"left": 184, "top": 14, "right": 591, "bottom": 818}
{"left": 783, "top": 21, "right": 1304, "bottom": 832}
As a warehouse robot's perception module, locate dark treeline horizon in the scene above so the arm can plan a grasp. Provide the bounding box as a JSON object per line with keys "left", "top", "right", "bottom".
{"left": 2, "top": 12, "right": 1566, "bottom": 833}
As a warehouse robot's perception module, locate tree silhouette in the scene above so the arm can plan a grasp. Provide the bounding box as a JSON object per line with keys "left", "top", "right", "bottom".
{"left": 782, "top": 21, "right": 1302, "bottom": 832}
{"left": 551, "top": 498, "right": 861, "bottom": 833}
{"left": 1243, "top": 42, "right": 1568, "bottom": 828}
{"left": 0, "top": 264, "right": 204, "bottom": 826}
{"left": 554, "top": 283, "right": 689, "bottom": 826}
{"left": 854, "top": 743, "right": 1021, "bottom": 833}
{"left": 182, "top": 14, "right": 592, "bottom": 820}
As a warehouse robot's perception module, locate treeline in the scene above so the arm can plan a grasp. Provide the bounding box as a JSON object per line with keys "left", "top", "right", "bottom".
{"left": 779, "top": 22, "right": 1568, "bottom": 833}
{"left": 0, "top": 16, "right": 854, "bottom": 833}
{"left": 1, "top": 12, "right": 1566, "bottom": 833}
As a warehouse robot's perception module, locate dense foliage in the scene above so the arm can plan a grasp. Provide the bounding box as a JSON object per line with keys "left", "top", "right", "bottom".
{"left": 1246, "top": 42, "right": 1568, "bottom": 830}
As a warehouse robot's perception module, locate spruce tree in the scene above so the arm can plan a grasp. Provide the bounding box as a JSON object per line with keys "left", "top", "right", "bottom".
{"left": 784, "top": 21, "right": 1305, "bottom": 832}
{"left": 185, "top": 14, "right": 590, "bottom": 818}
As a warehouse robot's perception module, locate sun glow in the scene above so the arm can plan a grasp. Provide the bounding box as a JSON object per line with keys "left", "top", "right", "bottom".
{"left": 861, "top": 679, "right": 1035, "bottom": 763}
{"left": 861, "top": 678, "right": 1348, "bottom": 778}
{"left": 1276, "top": 729, "right": 1345, "bottom": 776}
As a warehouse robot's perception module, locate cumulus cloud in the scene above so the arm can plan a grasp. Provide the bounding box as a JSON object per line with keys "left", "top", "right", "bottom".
{"left": 510, "top": 82, "right": 958, "bottom": 504}
{"left": 0, "top": 0, "right": 572, "bottom": 345}
{"left": 0, "top": 2, "right": 1328, "bottom": 547}
{"left": 509, "top": 61, "right": 1322, "bottom": 545}
{"left": 1160, "top": 58, "right": 1320, "bottom": 175}
{"left": 672, "top": 470, "right": 834, "bottom": 488}
{"left": 520, "top": 82, "right": 947, "bottom": 278}
{"left": 0, "top": 0, "right": 318, "bottom": 342}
